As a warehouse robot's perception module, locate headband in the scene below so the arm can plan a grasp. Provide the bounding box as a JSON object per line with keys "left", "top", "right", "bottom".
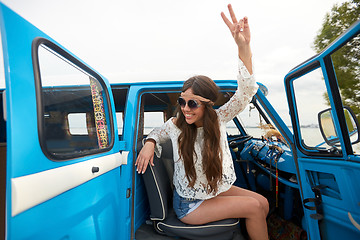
{"left": 180, "top": 92, "right": 214, "bottom": 105}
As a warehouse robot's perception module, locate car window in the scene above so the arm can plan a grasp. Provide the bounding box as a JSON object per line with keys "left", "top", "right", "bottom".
{"left": 34, "top": 41, "right": 113, "bottom": 160}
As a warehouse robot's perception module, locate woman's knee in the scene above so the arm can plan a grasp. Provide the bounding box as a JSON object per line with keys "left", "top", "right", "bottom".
{"left": 249, "top": 194, "right": 269, "bottom": 217}
{"left": 260, "top": 196, "right": 269, "bottom": 215}
{"left": 246, "top": 197, "right": 266, "bottom": 217}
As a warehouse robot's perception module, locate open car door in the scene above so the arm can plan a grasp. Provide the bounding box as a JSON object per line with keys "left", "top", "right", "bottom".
{"left": 0, "top": 3, "right": 128, "bottom": 239}
{"left": 285, "top": 20, "right": 360, "bottom": 239}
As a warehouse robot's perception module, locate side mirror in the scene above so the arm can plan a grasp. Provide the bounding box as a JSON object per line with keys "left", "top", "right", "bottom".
{"left": 318, "top": 106, "right": 360, "bottom": 146}
{"left": 257, "top": 83, "right": 268, "bottom": 97}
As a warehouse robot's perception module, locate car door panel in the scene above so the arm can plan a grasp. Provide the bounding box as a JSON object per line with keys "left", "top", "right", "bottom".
{"left": 285, "top": 21, "right": 360, "bottom": 239}
{"left": 0, "top": 3, "right": 127, "bottom": 239}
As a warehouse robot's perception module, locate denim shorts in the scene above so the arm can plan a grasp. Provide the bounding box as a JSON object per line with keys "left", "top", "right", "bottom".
{"left": 173, "top": 190, "right": 204, "bottom": 219}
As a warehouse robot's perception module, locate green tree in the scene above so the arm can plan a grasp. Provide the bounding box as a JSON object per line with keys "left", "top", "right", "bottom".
{"left": 313, "top": 0, "right": 360, "bottom": 119}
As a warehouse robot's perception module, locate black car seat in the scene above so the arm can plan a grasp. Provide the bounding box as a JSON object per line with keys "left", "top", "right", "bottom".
{"left": 142, "top": 139, "right": 244, "bottom": 240}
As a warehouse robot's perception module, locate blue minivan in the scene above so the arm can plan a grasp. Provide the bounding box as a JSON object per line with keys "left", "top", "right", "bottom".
{"left": 0, "top": 2, "right": 359, "bottom": 239}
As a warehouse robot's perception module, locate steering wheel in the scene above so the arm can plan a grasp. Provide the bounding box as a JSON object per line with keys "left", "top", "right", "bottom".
{"left": 229, "top": 135, "right": 253, "bottom": 149}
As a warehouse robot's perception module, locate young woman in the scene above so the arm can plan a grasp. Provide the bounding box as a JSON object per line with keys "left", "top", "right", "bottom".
{"left": 135, "top": 4, "right": 269, "bottom": 240}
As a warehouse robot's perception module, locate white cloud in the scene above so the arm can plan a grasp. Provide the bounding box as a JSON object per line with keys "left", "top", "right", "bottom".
{"left": 0, "top": 0, "right": 346, "bottom": 125}
{"left": 1, "top": 0, "right": 344, "bottom": 80}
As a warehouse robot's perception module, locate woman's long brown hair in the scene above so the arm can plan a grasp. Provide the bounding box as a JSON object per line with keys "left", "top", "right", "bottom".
{"left": 175, "top": 75, "right": 223, "bottom": 194}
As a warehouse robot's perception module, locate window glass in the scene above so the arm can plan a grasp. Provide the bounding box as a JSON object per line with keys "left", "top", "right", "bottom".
{"left": 68, "top": 113, "right": 88, "bottom": 135}
{"left": 111, "top": 88, "right": 128, "bottom": 140}
{"left": 235, "top": 102, "right": 283, "bottom": 142}
{"left": 37, "top": 43, "right": 112, "bottom": 159}
{"left": 237, "top": 103, "right": 264, "bottom": 138}
{"left": 331, "top": 33, "right": 360, "bottom": 154}
{"left": 292, "top": 67, "right": 338, "bottom": 152}
{"left": 116, "top": 112, "right": 124, "bottom": 138}
{"left": 144, "top": 112, "right": 164, "bottom": 135}
{"left": 226, "top": 120, "right": 241, "bottom": 136}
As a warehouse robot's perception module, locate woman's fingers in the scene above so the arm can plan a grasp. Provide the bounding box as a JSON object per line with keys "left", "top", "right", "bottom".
{"left": 149, "top": 157, "right": 154, "bottom": 167}
{"left": 227, "top": 4, "right": 238, "bottom": 23}
{"left": 221, "top": 12, "right": 233, "bottom": 31}
{"left": 135, "top": 140, "right": 156, "bottom": 174}
{"left": 135, "top": 153, "right": 154, "bottom": 174}
{"left": 243, "top": 16, "right": 250, "bottom": 33}
{"left": 244, "top": 16, "right": 249, "bottom": 25}
{"left": 233, "top": 19, "right": 244, "bottom": 36}
{"left": 221, "top": 4, "right": 248, "bottom": 39}
{"left": 239, "top": 19, "right": 244, "bottom": 31}
{"left": 221, "top": 4, "right": 238, "bottom": 30}
{"left": 140, "top": 158, "right": 149, "bottom": 174}
{"left": 136, "top": 156, "right": 148, "bottom": 174}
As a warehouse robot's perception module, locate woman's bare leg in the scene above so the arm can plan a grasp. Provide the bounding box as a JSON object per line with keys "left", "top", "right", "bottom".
{"left": 181, "top": 186, "right": 269, "bottom": 240}
{"left": 219, "top": 185, "right": 269, "bottom": 216}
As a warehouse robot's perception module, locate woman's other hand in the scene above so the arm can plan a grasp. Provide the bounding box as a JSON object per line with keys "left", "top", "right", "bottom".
{"left": 221, "top": 4, "right": 252, "bottom": 74}
{"left": 135, "top": 139, "right": 156, "bottom": 174}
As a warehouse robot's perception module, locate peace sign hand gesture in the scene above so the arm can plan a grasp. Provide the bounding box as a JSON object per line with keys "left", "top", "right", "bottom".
{"left": 221, "top": 4, "right": 252, "bottom": 74}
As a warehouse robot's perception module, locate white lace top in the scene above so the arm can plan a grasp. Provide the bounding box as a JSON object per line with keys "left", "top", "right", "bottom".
{"left": 147, "top": 59, "right": 258, "bottom": 200}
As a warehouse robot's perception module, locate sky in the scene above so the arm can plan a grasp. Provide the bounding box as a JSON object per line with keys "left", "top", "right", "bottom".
{"left": 0, "top": 0, "right": 346, "bottom": 125}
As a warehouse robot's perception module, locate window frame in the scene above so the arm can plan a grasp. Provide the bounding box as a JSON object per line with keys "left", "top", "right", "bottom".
{"left": 32, "top": 37, "right": 114, "bottom": 161}
{"left": 285, "top": 59, "right": 346, "bottom": 158}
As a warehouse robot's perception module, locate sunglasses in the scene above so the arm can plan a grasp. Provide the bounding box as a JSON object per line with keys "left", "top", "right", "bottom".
{"left": 177, "top": 97, "right": 201, "bottom": 109}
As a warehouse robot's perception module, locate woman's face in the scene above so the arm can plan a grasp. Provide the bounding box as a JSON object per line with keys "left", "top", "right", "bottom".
{"left": 180, "top": 88, "right": 205, "bottom": 127}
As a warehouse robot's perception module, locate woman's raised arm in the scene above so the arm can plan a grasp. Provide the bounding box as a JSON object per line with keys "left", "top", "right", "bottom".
{"left": 221, "top": 4, "right": 252, "bottom": 74}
